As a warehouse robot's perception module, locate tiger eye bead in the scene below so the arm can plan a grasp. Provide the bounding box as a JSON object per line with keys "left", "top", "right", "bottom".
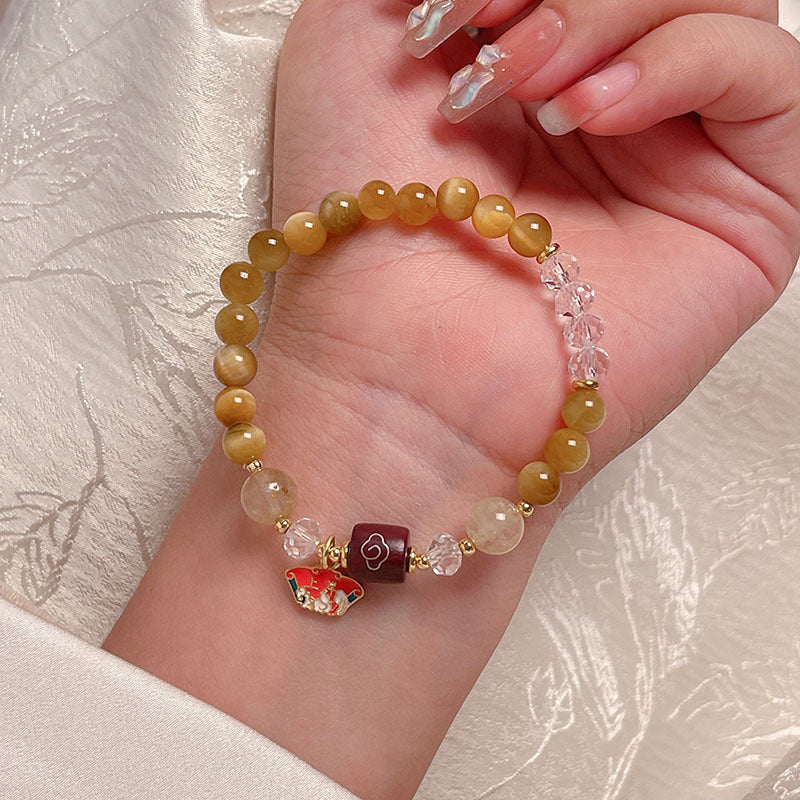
{"left": 219, "top": 262, "right": 264, "bottom": 304}
{"left": 215, "top": 303, "right": 258, "bottom": 345}
{"left": 358, "top": 180, "right": 396, "bottom": 220}
{"left": 507, "top": 213, "right": 552, "bottom": 257}
{"left": 248, "top": 229, "right": 290, "bottom": 272}
{"left": 544, "top": 428, "right": 590, "bottom": 473}
{"left": 517, "top": 461, "right": 561, "bottom": 506}
{"left": 214, "top": 344, "right": 257, "bottom": 386}
{"left": 561, "top": 388, "right": 606, "bottom": 433}
{"left": 436, "top": 177, "right": 479, "bottom": 221}
{"left": 222, "top": 421, "right": 266, "bottom": 464}
{"left": 214, "top": 386, "right": 256, "bottom": 426}
{"left": 471, "top": 194, "right": 515, "bottom": 238}
{"left": 283, "top": 211, "right": 328, "bottom": 255}
{"left": 319, "top": 191, "right": 362, "bottom": 235}
{"left": 395, "top": 182, "right": 437, "bottom": 226}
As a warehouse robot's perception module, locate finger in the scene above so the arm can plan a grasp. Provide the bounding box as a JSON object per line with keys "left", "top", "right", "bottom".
{"left": 401, "top": 0, "right": 492, "bottom": 58}
{"left": 436, "top": 0, "right": 777, "bottom": 122}
{"left": 535, "top": 14, "right": 800, "bottom": 210}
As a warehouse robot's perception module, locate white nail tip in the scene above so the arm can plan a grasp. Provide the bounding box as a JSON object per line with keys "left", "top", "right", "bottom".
{"left": 536, "top": 101, "right": 577, "bottom": 136}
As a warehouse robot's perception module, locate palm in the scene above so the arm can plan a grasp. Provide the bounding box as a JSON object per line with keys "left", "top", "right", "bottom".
{"left": 261, "top": 0, "right": 793, "bottom": 529}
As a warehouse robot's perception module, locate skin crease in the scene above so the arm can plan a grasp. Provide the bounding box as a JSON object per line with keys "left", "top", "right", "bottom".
{"left": 102, "top": 1, "right": 800, "bottom": 798}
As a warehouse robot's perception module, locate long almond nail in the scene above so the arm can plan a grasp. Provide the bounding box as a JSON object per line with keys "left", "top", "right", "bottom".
{"left": 437, "top": 7, "right": 565, "bottom": 124}
{"left": 401, "top": 0, "right": 491, "bottom": 59}
{"left": 536, "top": 61, "right": 640, "bottom": 136}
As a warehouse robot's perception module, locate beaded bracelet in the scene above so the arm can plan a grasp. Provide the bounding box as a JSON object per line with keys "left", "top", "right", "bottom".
{"left": 212, "top": 177, "right": 609, "bottom": 617}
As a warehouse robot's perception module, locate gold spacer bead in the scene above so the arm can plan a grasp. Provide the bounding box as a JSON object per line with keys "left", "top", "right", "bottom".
{"left": 459, "top": 538, "right": 477, "bottom": 556}
{"left": 572, "top": 379, "right": 600, "bottom": 391}
{"left": 244, "top": 459, "right": 263, "bottom": 474}
{"left": 275, "top": 516, "right": 291, "bottom": 534}
{"left": 515, "top": 501, "right": 535, "bottom": 517}
{"left": 536, "top": 242, "right": 560, "bottom": 264}
{"left": 406, "top": 546, "right": 418, "bottom": 574}
{"left": 416, "top": 553, "right": 431, "bottom": 570}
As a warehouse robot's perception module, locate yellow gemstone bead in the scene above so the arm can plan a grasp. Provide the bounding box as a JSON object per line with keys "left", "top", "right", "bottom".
{"left": 543, "top": 428, "right": 590, "bottom": 473}
{"left": 507, "top": 213, "right": 552, "bottom": 258}
{"left": 471, "top": 194, "right": 515, "bottom": 238}
{"left": 222, "top": 421, "right": 266, "bottom": 465}
{"left": 214, "top": 386, "right": 256, "bottom": 426}
{"left": 517, "top": 461, "right": 561, "bottom": 506}
{"left": 213, "top": 344, "right": 257, "bottom": 387}
{"left": 248, "top": 229, "right": 290, "bottom": 272}
{"left": 214, "top": 303, "right": 258, "bottom": 345}
{"left": 283, "top": 211, "right": 327, "bottom": 255}
{"left": 358, "top": 180, "right": 396, "bottom": 220}
{"left": 395, "top": 182, "right": 437, "bottom": 226}
{"left": 436, "top": 177, "right": 479, "bottom": 221}
{"left": 319, "top": 191, "right": 362, "bottom": 235}
{"left": 466, "top": 497, "right": 525, "bottom": 555}
{"left": 219, "top": 262, "right": 264, "bottom": 304}
{"left": 561, "top": 389, "right": 606, "bottom": 433}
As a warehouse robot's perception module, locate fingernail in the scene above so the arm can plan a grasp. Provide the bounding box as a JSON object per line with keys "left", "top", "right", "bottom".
{"left": 437, "top": 7, "right": 565, "bottom": 124}
{"left": 536, "top": 61, "right": 640, "bottom": 136}
{"left": 401, "top": 0, "right": 491, "bottom": 58}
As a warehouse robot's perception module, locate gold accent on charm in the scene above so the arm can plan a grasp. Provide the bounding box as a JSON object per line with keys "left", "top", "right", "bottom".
{"left": 318, "top": 535, "right": 346, "bottom": 570}
{"left": 244, "top": 459, "right": 263, "bottom": 474}
{"left": 416, "top": 553, "right": 430, "bottom": 570}
{"left": 275, "top": 517, "right": 291, "bottom": 534}
{"left": 340, "top": 540, "right": 349, "bottom": 569}
{"left": 458, "top": 538, "right": 477, "bottom": 556}
{"left": 572, "top": 378, "right": 600, "bottom": 391}
{"left": 536, "top": 242, "right": 560, "bottom": 264}
{"left": 515, "top": 501, "right": 534, "bottom": 517}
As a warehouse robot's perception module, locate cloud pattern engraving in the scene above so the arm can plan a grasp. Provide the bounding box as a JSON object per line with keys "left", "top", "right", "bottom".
{"left": 360, "top": 532, "right": 390, "bottom": 572}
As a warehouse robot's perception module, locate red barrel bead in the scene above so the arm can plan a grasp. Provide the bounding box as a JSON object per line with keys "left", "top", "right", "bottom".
{"left": 348, "top": 522, "right": 409, "bottom": 583}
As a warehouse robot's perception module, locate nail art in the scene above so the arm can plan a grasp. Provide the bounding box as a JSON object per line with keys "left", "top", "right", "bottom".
{"left": 437, "top": 7, "right": 565, "bottom": 124}
{"left": 401, "top": 0, "right": 491, "bottom": 59}
{"left": 536, "top": 61, "right": 640, "bottom": 136}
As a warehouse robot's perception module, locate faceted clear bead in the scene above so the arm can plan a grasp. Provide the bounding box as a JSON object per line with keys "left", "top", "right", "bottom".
{"left": 540, "top": 250, "right": 579, "bottom": 291}
{"left": 568, "top": 345, "right": 611, "bottom": 381}
{"left": 427, "top": 533, "right": 463, "bottom": 576}
{"left": 283, "top": 517, "right": 321, "bottom": 561}
{"left": 563, "top": 313, "right": 605, "bottom": 348}
{"left": 555, "top": 281, "right": 595, "bottom": 317}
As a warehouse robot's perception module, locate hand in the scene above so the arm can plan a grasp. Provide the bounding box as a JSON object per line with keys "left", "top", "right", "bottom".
{"left": 104, "top": 2, "right": 800, "bottom": 798}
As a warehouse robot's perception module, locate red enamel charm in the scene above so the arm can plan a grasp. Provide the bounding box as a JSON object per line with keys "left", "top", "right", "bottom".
{"left": 285, "top": 566, "right": 364, "bottom": 616}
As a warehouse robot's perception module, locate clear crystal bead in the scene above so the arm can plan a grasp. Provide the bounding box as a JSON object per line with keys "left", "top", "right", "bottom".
{"left": 563, "top": 313, "right": 605, "bottom": 348}
{"left": 427, "top": 533, "right": 463, "bottom": 576}
{"left": 555, "top": 281, "right": 595, "bottom": 317}
{"left": 568, "top": 345, "right": 611, "bottom": 381}
{"left": 283, "top": 517, "right": 321, "bottom": 561}
{"left": 406, "top": 0, "right": 429, "bottom": 29}
{"left": 540, "top": 250, "right": 579, "bottom": 291}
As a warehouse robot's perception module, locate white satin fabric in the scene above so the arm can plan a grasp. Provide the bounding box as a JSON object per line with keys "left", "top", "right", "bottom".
{"left": 0, "top": 596, "right": 359, "bottom": 799}
{"left": 0, "top": 0, "right": 799, "bottom": 798}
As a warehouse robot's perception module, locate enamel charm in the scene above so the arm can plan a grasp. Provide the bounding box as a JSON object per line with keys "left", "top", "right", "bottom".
{"left": 285, "top": 566, "right": 364, "bottom": 616}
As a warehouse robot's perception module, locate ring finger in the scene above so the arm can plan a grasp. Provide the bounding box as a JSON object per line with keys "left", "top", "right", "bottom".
{"left": 427, "top": 0, "right": 777, "bottom": 122}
